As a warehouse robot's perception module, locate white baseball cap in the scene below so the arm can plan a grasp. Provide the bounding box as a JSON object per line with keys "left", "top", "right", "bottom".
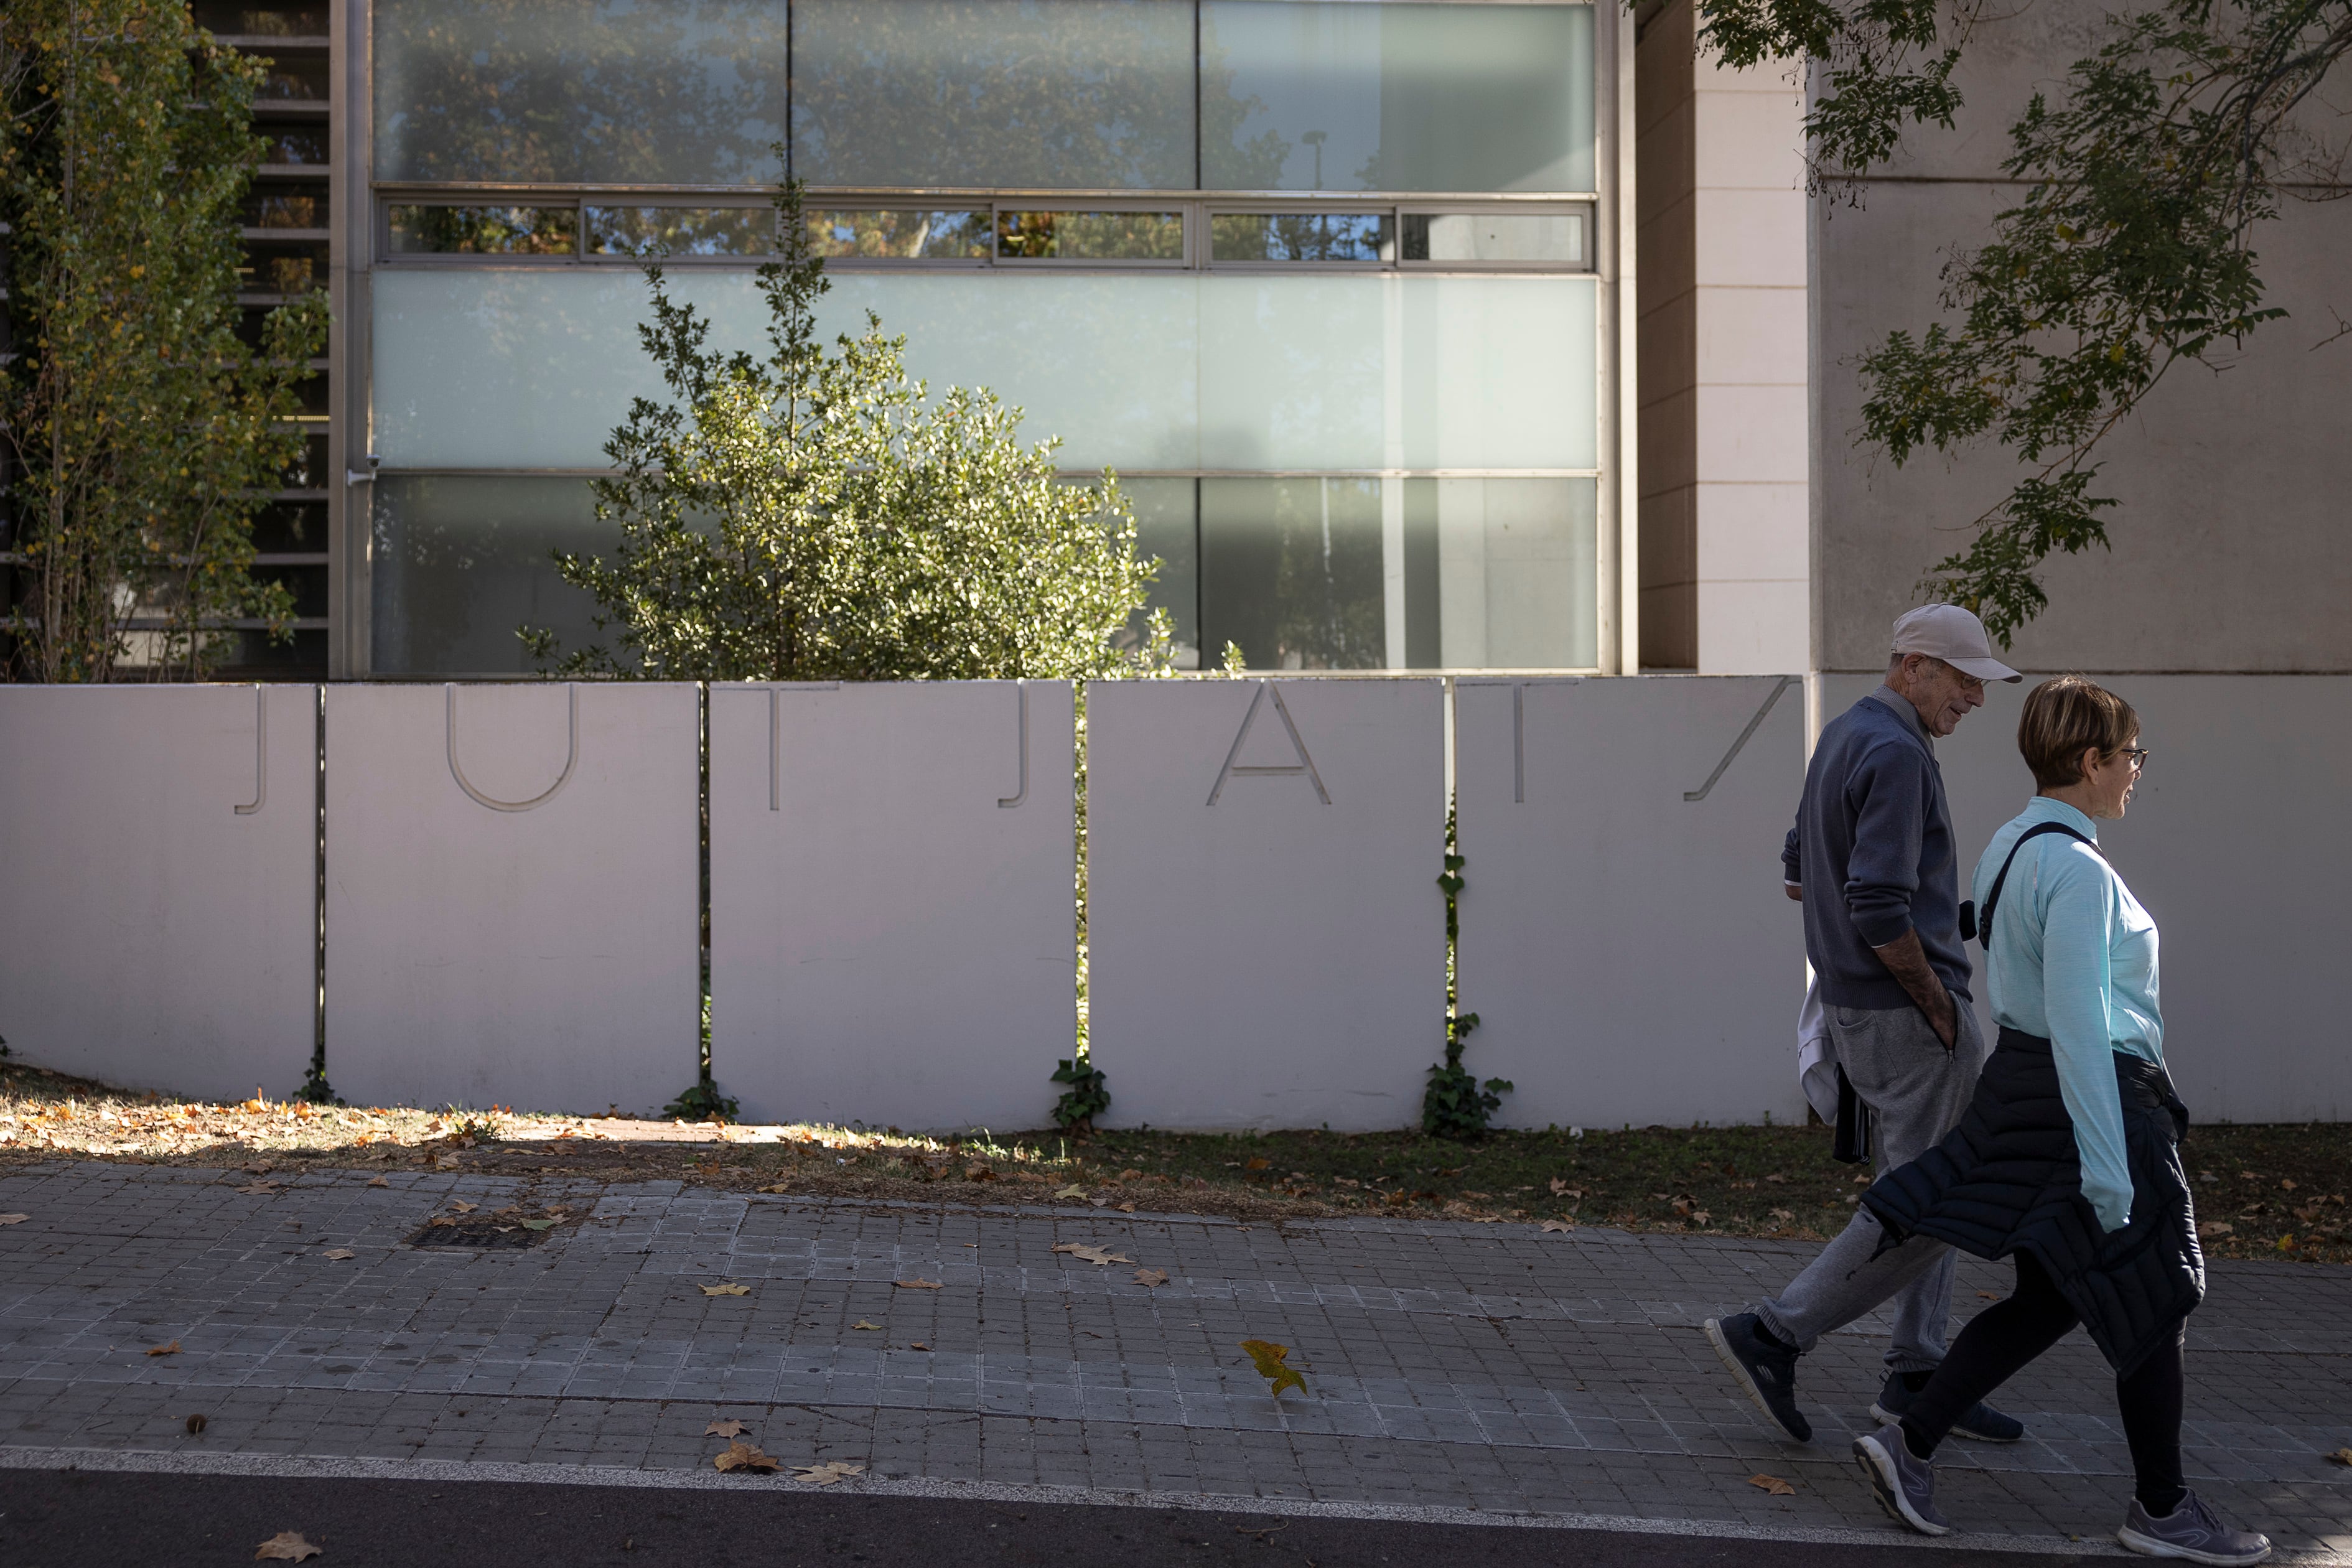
{"left": 1891, "top": 604, "right": 2022, "bottom": 683}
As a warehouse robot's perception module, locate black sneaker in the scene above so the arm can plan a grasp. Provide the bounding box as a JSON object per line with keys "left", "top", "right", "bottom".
{"left": 2117, "top": 1491, "right": 2272, "bottom": 1564}
{"left": 1854, "top": 1422, "right": 1952, "bottom": 1536}
{"left": 1870, "top": 1370, "right": 2025, "bottom": 1442}
{"left": 1704, "top": 1312, "right": 1811, "bottom": 1443}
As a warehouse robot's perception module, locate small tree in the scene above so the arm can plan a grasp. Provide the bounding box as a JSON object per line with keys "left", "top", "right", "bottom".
{"left": 1, "top": 0, "right": 327, "bottom": 681}
{"left": 525, "top": 175, "right": 1173, "bottom": 681}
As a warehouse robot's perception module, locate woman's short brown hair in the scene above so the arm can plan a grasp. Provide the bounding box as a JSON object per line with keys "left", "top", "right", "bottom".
{"left": 2018, "top": 676, "right": 2138, "bottom": 788}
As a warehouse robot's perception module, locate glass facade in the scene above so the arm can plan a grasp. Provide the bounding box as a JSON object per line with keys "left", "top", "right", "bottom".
{"left": 365, "top": 0, "right": 1613, "bottom": 675}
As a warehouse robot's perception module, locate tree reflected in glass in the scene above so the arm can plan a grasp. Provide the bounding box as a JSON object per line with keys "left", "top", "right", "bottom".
{"left": 374, "top": 0, "right": 786, "bottom": 185}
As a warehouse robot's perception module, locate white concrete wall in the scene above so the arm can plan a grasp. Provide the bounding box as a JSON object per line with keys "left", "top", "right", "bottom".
{"left": 1455, "top": 674, "right": 1809, "bottom": 1129}
{"left": 1819, "top": 674, "right": 2352, "bottom": 1124}
{"left": 322, "top": 683, "right": 699, "bottom": 1114}
{"left": 1086, "top": 679, "right": 1447, "bottom": 1131}
{"left": 707, "top": 681, "right": 1077, "bottom": 1132}
{"left": 0, "top": 685, "right": 317, "bottom": 1101}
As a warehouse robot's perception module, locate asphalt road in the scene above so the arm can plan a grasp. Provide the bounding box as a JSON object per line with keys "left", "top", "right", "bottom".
{"left": 0, "top": 1468, "right": 2113, "bottom": 1568}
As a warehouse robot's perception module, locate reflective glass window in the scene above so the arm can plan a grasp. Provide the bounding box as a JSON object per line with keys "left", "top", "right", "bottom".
{"left": 259, "top": 124, "right": 328, "bottom": 164}
{"left": 996, "top": 210, "right": 1183, "bottom": 261}
{"left": 791, "top": 0, "right": 1194, "bottom": 189}
{"left": 1200, "top": 478, "right": 1387, "bottom": 671}
{"left": 1418, "top": 477, "right": 1596, "bottom": 669}
{"left": 1402, "top": 210, "right": 1586, "bottom": 264}
{"left": 1201, "top": 2, "right": 1594, "bottom": 194}
{"left": 808, "top": 210, "right": 993, "bottom": 260}
{"left": 585, "top": 206, "right": 772, "bottom": 257}
{"left": 194, "top": 0, "right": 327, "bottom": 34}
{"left": 245, "top": 183, "right": 329, "bottom": 230}
{"left": 371, "top": 476, "right": 613, "bottom": 675}
{"left": 252, "top": 53, "right": 330, "bottom": 101}
{"left": 1209, "top": 212, "right": 1391, "bottom": 263}
{"left": 389, "top": 204, "right": 579, "bottom": 256}
{"left": 373, "top": 0, "right": 787, "bottom": 185}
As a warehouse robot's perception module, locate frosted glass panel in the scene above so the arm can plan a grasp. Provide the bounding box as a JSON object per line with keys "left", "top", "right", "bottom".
{"left": 1432, "top": 478, "right": 1598, "bottom": 669}
{"left": 372, "top": 269, "right": 1198, "bottom": 471}
{"left": 792, "top": 0, "right": 1193, "bottom": 189}
{"left": 1394, "top": 276, "right": 1597, "bottom": 470}
{"left": 1198, "top": 274, "right": 1595, "bottom": 470}
{"left": 1202, "top": 2, "right": 1594, "bottom": 193}
{"left": 371, "top": 476, "right": 611, "bottom": 675}
{"left": 373, "top": 271, "right": 1592, "bottom": 472}
{"left": 1198, "top": 276, "right": 1387, "bottom": 470}
{"left": 374, "top": 0, "right": 787, "bottom": 185}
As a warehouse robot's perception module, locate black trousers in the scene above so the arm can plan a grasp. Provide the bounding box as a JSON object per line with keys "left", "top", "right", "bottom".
{"left": 1900, "top": 1250, "right": 2187, "bottom": 1513}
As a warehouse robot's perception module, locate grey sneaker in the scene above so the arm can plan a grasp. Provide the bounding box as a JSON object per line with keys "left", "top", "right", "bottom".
{"left": 1704, "top": 1312, "right": 1811, "bottom": 1443}
{"left": 2117, "top": 1491, "right": 2271, "bottom": 1564}
{"left": 1854, "top": 1422, "right": 1951, "bottom": 1536}
{"left": 1870, "top": 1370, "right": 2026, "bottom": 1442}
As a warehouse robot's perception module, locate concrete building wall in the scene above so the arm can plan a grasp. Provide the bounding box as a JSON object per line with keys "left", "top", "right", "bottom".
{"left": 1811, "top": 7, "right": 2352, "bottom": 674}
{"left": 1635, "top": 0, "right": 1810, "bottom": 674}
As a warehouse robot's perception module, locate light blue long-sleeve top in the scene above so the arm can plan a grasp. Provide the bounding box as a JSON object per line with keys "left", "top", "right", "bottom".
{"left": 1974, "top": 796, "right": 2164, "bottom": 1233}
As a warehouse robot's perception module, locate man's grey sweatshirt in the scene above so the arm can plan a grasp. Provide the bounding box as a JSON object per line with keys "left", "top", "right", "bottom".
{"left": 1781, "top": 688, "right": 1973, "bottom": 1011}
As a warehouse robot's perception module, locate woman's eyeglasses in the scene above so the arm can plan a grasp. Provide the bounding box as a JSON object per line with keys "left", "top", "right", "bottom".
{"left": 2121, "top": 747, "right": 2150, "bottom": 771}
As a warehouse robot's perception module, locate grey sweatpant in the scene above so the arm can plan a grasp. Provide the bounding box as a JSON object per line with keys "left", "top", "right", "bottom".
{"left": 1756, "top": 999, "right": 1984, "bottom": 1374}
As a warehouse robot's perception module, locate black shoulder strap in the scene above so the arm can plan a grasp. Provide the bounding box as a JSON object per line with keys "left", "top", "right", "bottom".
{"left": 1977, "top": 821, "right": 2096, "bottom": 945}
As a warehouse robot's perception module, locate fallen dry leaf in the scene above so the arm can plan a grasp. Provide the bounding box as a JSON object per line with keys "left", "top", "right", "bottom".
{"left": 1052, "top": 1184, "right": 1088, "bottom": 1200}
{"left": 1052, "top": 1242, "right": 1131, "bottom": 1266}
{"left": 254, "top": 1531, "right": 321, "bottom": 1561}
{"left": 2325, "top": 1449, "right": 2352, "bottom": 1467}
{"left": 700, "top": 1283, "right": 751, "bottom": 1297}
{"left": 1539, "top": 1220, "right": 1574, "bottom": 1234}
{"left": 1748, "top": 1473, "right": 1796, "bottom": 1497}
{"left": 791, "top": 1461, "right": 866, "bottom": 1486}
{"left": 1239, "top": 1339, "right": 1307, "bottom": 1399}
{"left": 713, "top": 1440, "right": 780, "bottom": 1473}
{"left": 447, "top": 1201, "right": 478, "bottom": 1214}
{"left": 147, "top": 1340, "right": 182, "bottom": 1357}
{"left": 2280, "top": 1177, "right": 2298, "bottom": 1191}
{"left": 705, "top": 1419, "right": 749, "bottom": 1438}
{"left": 853, "top": 1319, "right": 882, "bottom": 1331}
{"left": 757, "top": 1183, "right": 791, "bottom": 1194}
{"left": 2198, "top": 1221, "right": 2234, "bottom": 1238}
{"left": 234, "top": 1183, "right": 280, "bottom": 1196}
{"left": 1244, "top": 1156, "right": 1272, "bottom": 1170}
{"left": 910, "top": 1341, "right": 931, "bottom": 1351}
{"left": 894, "top": 1278, "right": 944, "bottom": 1290}
{"left": 521, "top": 1219, "right": 557, "bottom": 1231}
{"left": 1770, "top": 1209, "right": 1796, "bottom": 1221}
{"left": 323, "top": 1249, "right": 355, "bottom": 1261}
{"left": 0, "top": 1214, "right": 26, "bottom": 1225}
{"left": 1133, "top": 1267, "right": 1170, "bottom": 1287}
{"left": 365, "top": 1177, "right": 389, "bottom": 1188}
{"left": 1977, "top": 1290, "right": 2002, "bottom": 1300}
{"left": 185, "top": 1412, "right": 208, "bottom": 1434}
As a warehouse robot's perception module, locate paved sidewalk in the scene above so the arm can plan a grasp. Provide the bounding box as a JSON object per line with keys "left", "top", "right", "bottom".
{"left": 1, "top": 1164, "right": 2346, "bottom": 1557}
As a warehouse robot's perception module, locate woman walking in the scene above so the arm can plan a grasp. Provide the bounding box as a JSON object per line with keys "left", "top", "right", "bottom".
{"left": 1850, "top": 676, "right": 2269, "bottom": 1564}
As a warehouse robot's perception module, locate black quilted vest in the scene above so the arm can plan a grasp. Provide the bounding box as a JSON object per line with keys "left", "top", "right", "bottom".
{"left": 1862, "top": 1028, "right": 2204, "bottom": 1374}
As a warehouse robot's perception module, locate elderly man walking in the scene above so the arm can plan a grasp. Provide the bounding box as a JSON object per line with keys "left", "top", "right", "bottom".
{"left": 1706, "top": 605, "right": 2026, "bottom": 1445}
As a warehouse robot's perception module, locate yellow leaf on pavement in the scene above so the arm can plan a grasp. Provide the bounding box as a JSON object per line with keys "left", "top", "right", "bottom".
{"left": 1748, "top": 1473, "right": 1796, "bottom": 1496}
{"left": 705, "top": 1419, "right": 749, "bottom": 1438}
{"left": 2326, "top": 1449, "right": 2352, "bottom": 1467}
{"left": 1133, "top": 1267, "right": 1169, "bottom": 1287}
{"left": 323, "top": 1249, "right": 355, "bottom": 1261}
{"left": 853, "top": 1320, "right": 883, "bottom": 1330}
{"left": 700, "top": 1282, "right": 750, "bottom": 1296}
{"left": 365, "top": 1177, "right": 389, "bottom": 1188}
{"left": 147, "top": 1340, "right": 182, "bottom": 1357}
{"left": 1052, "top": 1242, "right": 1130, "bottom": 1266}
{"left": 713, "top": 1440, "right": 780, "bottom": 1473}
{"left": 791, "top": 1461, "right": 866, "bottom": 1486}
{"left": 448, "top": 1201, "right": 477, "bottom": 1214}
{"left": 0, "top": 1214, "right": 26, "bottom": 1225}
{"left": 894, "top": 1278, "right": 944, "bottom": 1290}
{"left": 1239, "top": 1339, "right": 1307, "bottom": 1399}
{"left": 254, "top": 1531, "right": 322, "bottom": 1561}
{"left": 1539, "top": 1220, "right": 1574, "bottom": 1234}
